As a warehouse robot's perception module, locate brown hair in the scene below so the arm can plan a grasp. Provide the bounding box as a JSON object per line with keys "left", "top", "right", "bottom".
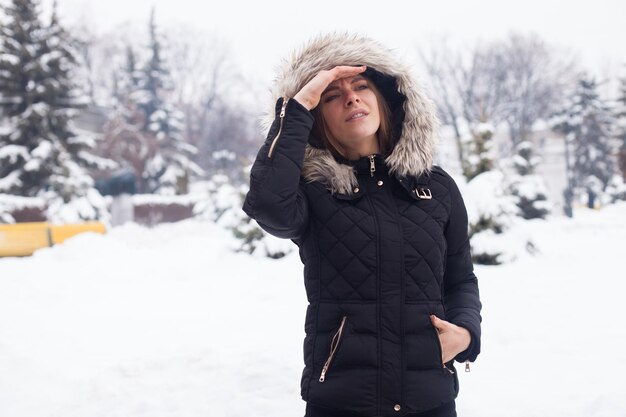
{"left": 311, "top": 77, "right": 393, "bottom": 160}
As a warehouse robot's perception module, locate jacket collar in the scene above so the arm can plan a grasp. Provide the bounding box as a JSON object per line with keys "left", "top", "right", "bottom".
{"left": 335, "top": 153, "right": 387, "bottom": 177}
{"left": 263, "top": 32, "right": 440, "bottom": 197}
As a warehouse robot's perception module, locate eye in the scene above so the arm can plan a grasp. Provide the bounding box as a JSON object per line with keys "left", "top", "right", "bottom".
{"left": 355, "top": 83, "right": 369, "bottom": 90}
{"left": 324, "top": 95, "right": 339, "bottom": 103}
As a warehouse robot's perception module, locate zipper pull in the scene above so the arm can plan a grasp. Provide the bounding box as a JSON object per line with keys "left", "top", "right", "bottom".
{"left": 268, "top": 97, "right": 289, "bottom": 158}
{"left": 318, "top": 315, "right": 347, "bottom": 383}
{"left": 368, "top": 154, "right": 375, "bottom": 177}
{"left": 319, "top": 364, "right": 329, "bottom": 382}
{"left": 279, "top": 97, "right": 288, "bottom": 118}
{"left": 465, "top": 360, "right": 471, "bottom": 372}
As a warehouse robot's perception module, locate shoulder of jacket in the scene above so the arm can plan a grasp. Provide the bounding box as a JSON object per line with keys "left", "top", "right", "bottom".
{"left": 429, "top": 165, "right": 454, "bottom": 188}
{"left": 430, "top": 165, "right": 448, "bottom": 176}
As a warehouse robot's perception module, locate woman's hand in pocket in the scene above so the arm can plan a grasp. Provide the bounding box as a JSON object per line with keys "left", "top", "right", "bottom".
{"left": 430, "top": 315, "right": 471, "bottom": 364}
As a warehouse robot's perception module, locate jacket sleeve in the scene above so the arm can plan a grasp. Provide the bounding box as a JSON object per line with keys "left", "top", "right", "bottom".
{"left": 241, "top": 97, "right": 314, "bottom": 240}
{"left": 441, "top": 171, "right": 482, "bottom": 363}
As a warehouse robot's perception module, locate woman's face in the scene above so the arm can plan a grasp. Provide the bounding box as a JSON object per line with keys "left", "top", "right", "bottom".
{"left": 319, "top": 75, "right": 381, "bottom": 152}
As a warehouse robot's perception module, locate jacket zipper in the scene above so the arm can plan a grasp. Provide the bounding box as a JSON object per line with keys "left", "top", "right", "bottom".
{"left": 361, "top": 178, "right": 383, "bottom": 416}
{"left": 431, "top": 322, "right": 455, "bottom": 374}
{"left": 465, "top": 359, "right": 471, "bottom": 372}
{"left": 368, "top": 154, "right": 376, "bottom": 177}
{"left": 267, "top": 97, "right": 289, "bottom": 159}
{"left": 360, "top": 179, "right": 382, "bottom": 415}
{"left": 319, "top": 315, "right": 348, "bottom": 382}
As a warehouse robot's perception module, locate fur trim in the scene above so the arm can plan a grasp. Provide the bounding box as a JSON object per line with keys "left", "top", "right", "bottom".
{"left": 262, "top": 32, "right": 440, "bottom": 195}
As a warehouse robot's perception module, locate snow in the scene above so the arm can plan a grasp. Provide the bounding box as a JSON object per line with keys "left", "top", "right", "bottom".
{"left": 462, "top": 170, "right": 518, "bottom": 226}
{"left": 512, "top": 153, "right": 530, "bottom": 168}
{"left": 46, "top": 157, "right": 96, "bottom": 194}
{"left": 0, "top": 194, "right": 46, "bottom": 210}
{"left": 212, "top": 149, "right": 236, "bottom": 161}
{"left": 77, "top": 150, "right": 119, "bottom": 171}
{"left": 30, "top": 140, "right": 53, "bottom": 160}
{"left": 22, "top": 158, "right": 41, "bottom": 172}
{"left": 131, "top": 193, "right": 202, "bottom": 206}
{"left": 0, "top": 123, "right": 12, "bottom": 137}
{"left": 42, "top": 193, "right": 99, "bottom": 225}
{"left": 39, "top": 50, "right": 63, "bottom": 69}
{"left": 0, "top": 53, "right": 20, "bottom": 66}
{"left": 34, "top": 176, "right": 110, "bottom": 225}
{"left": 475, "top": 122, "right": 494, "bottom": 135}
{"left": 510, "top": 175, "right": 549, "bottom": 200}
{"left": 0, "top": 193, "right": 46, "bottom": 223}
{"left": 1, "top": 201, "right": 626, "bottom": 416}
{"left": 177, "top": 141, "right": 198, "bottom": 155}
{"left": 67, "top": 134, "right": 97, "bottom": 148}
{"left": 0, "top": 144, "right": 29, "bottom": 163}
{"left": 0, "top": 171, "right": 23, "bottom": 192}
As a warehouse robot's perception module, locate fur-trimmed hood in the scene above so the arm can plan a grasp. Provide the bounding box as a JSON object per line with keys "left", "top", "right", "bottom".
{"left": 263, "top": 32, "right": 440, "bottom": 196}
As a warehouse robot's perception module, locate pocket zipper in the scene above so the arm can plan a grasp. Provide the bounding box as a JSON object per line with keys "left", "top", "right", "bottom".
{"left": 431, "top": 321, "right": 455, "bottom": 374}
{"left": 267, "top": 97, "right": 289, "bottom": 159}
{"left": 319, "top": 315, "right": 347, "bottom": 382}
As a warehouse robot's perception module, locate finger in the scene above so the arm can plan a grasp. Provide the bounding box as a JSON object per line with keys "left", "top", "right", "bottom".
{"left": 442, "top": 344, "right": 454, "bottom": 364}
{"left": 337, "top": 65, "right": 367, "bottom": 75}
{"left": 330, "top": 65, "right": 367, "bottom": 80}
{"left": 336, "top": 64, "right": 366, "bottom": 72}
{"left": 430, "top": 315, "right": 446, "bottom": 331}
{"left": 439, "top": 338, "right": 451, "bottom": 364}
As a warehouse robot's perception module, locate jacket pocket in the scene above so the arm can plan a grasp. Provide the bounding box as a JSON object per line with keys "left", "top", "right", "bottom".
{"left": 319, "top": 315, "right": 348, "bottom": 382}
{"left": 429, "top": 320, "right": 455, "bottom": 375}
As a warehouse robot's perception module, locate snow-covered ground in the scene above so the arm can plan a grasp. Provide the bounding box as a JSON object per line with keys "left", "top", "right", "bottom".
{"left": 1, "top": 203, "right": 625, "bottom": 417}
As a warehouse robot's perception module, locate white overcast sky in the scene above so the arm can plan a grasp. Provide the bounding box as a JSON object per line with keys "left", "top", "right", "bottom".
{"left": 41, "top": 0, "right": 626, "bottom": 92}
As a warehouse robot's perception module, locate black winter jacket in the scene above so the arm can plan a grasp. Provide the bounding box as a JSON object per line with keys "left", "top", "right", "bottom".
{"left": 242, "top": 34, "right": 482, "bottom": 417}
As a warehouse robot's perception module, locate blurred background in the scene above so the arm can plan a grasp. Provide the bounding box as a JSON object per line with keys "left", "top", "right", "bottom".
{"left": 1, "top": 1, "right": 625, "bottom": 416}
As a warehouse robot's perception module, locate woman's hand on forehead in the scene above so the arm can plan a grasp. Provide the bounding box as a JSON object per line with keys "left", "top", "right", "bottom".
{"left": 293, "top": 65, "right": 366, "bottom": 111}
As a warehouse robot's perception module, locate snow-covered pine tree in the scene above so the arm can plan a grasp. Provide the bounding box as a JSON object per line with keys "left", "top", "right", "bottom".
{"left": 458, "top": 121, "right": 510, "bottom": 264}
{"left": 506, "top": 140, "right": 551, "bottom": 219}
{"left": 112, "top": 44, "right": 143, "bottom": 118}
{"left": 551, "top": 76, "right": 618, "bottom": 209}
{"left": 462, "top": 121, "right": 495, "bottom": 181}
{"left": 0, "top": 0, "right": 115, "bottom": 222}
{"left": 464, "top": 168, "right": 524, "bottom": 265}
{"left": 99, "top": 45, "right": 149, "bottom": 180}
{"left": 192, "top": 172, "right": 294, "bottom": 258}
{"left": 616, "top": 65, "right": 626, "bottom": 187}
{"left": 133, "top": 8, "right": 202, "bottom": 195}
{"left": 604, "top": 66, "right": 626, "bottom": 203}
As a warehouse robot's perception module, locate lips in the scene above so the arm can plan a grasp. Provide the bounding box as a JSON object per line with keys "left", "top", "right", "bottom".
{"left": 345, "top": 109, "right": 369, "bottom": 122}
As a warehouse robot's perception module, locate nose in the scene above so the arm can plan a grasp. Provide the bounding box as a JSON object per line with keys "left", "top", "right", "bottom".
{"left": 344, "top": 91, "right": 360, "bottom": 107}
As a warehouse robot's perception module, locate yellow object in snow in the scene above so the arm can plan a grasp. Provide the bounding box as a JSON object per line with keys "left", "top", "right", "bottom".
{"left": 0, "top": 222, "right": 106, "bottom": 257}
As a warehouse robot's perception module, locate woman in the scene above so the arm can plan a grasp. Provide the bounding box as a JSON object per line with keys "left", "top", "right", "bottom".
{"left": 242, "top": 33, "right": 482, "bottom": 417}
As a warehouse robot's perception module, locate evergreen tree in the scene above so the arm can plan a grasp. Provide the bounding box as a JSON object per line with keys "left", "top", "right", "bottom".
{"left": 616, "top": 66, "right": 626, "bottom": 184}
{"left": 460, "top": 170, "right": 520, "bottom": 265}
{"left": 604, "top": 66, "right": 626, "bottom": 203}
{"left": 110, "top": 44, "right": 143, "bottom": 119}
{"left": 506, "top": 140, "right": 551, "bottom": 219}
{"left": 0, "top": 0, "right": 115, "bottom": 221}
{"left": 459, "top": 121, "right": 509, "bottom": 264}
{"left": 192, "top": 173, "right": 294, "bottom": 258}
{"left": 551, "top": 76, "right": 617, "bottom": 209}
{"left": 99, "top": 44, "right": 149, "bottom": 181}
{"left": 462, "top": 121, "right": 495, "bottom": 181}
{"left": 133, "top": 8, "right": 202, "bottom": 195}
